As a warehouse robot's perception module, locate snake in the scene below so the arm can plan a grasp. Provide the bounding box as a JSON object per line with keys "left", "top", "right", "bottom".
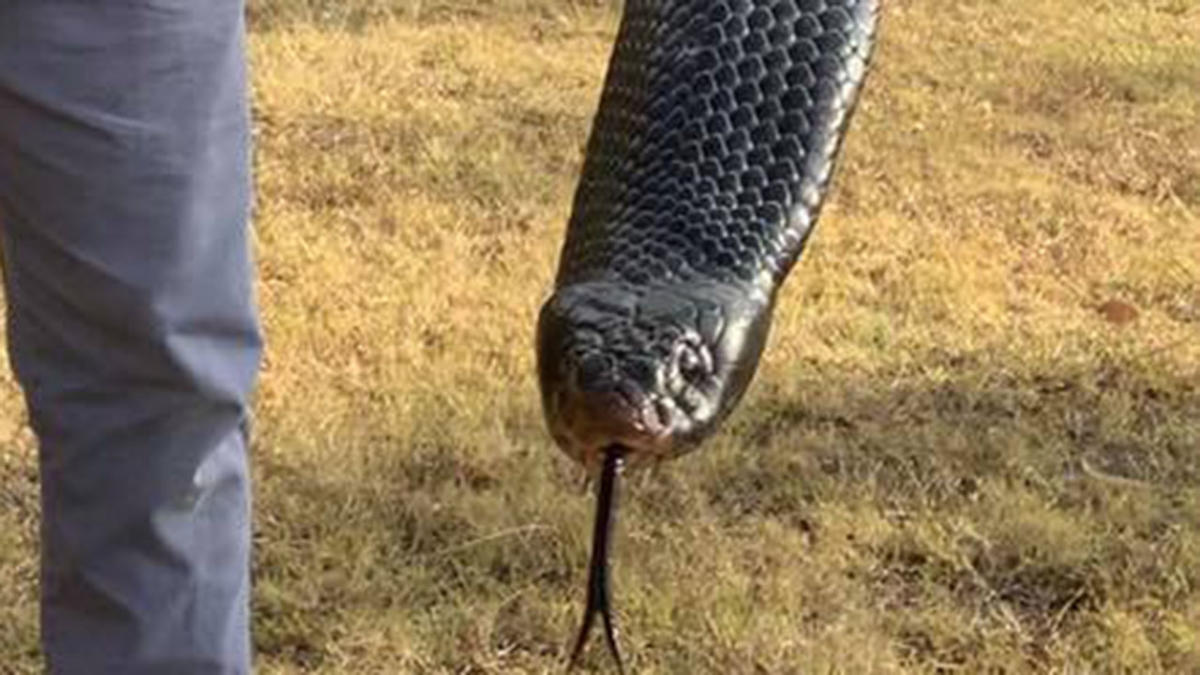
{"left": 535, "top": 1, "right": 879, "bottom": 670}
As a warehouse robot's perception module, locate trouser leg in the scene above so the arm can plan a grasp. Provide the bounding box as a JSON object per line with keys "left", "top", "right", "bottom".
{"left": 0, "top": 2, "right": 261, "bottom": 673}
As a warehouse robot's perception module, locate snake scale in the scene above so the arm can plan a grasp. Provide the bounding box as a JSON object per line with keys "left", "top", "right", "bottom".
{"left": 536, "top": 1, "right": 879, "bottom": 669}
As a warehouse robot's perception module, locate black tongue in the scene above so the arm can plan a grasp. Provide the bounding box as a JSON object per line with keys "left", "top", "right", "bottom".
{"left": 567, "top": 446, "right": 626, "bottom": 674}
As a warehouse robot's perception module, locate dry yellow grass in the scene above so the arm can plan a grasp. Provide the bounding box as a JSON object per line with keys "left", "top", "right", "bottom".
{"left": 2, "top": 0, "right": 1199, "bottom": 672}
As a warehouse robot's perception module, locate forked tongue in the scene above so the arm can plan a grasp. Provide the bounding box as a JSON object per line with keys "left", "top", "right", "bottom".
{"left": 567, "top": 446, "right": 626, "bottom": 673}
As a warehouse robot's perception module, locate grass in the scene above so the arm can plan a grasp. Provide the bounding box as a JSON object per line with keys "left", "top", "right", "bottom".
{"left": 2, "top": 0, "right": 1199, "bottom": 672}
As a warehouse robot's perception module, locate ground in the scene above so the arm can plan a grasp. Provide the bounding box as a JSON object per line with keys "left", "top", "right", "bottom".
{"left": 1, "top": 0, "right": 1198, "bottom": 672}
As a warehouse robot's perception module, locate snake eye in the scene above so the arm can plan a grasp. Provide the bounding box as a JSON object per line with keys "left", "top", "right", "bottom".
{"left": 678, "top": 348, "right": 702, "bottom": 379}
{"left": 673, "top": 340, "right": 712, "bottom": 385}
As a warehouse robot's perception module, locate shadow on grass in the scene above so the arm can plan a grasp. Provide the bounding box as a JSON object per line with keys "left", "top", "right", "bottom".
{"left": 691, "top": 358, "right": 1199, "bottom": 671}
{"left": 248, "top": 355, "right": 1199, "bottom": 672}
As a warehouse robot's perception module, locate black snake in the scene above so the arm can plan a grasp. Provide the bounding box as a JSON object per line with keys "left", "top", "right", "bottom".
{"left": 536, "top": 1, "right": 879, "bottom": 669}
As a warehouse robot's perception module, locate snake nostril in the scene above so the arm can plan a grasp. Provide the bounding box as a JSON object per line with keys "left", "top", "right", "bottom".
{"left": 623, "top": 358, "right": 659, "bottom": 388}
{"left": 577, "top": 353, "right": 614, "bottom": 390}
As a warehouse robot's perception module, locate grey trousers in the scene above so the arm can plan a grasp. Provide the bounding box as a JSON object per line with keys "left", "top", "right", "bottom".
{"left": 0, "top": 2, "right": 260, "bottom": 673}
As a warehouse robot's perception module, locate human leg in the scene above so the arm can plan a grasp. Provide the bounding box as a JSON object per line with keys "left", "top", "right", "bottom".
{"left": 0, "top": 2, "right": 261, "bottom": 672}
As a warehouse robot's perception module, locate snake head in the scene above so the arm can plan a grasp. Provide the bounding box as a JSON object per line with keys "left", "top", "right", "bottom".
{"left": 537, "top": 278, "right": 772, "bottom": 470}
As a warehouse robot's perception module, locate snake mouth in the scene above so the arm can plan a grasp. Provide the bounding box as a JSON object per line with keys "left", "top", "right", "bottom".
{"left": 554, "top": 377, "right": 675, "bottom": 469}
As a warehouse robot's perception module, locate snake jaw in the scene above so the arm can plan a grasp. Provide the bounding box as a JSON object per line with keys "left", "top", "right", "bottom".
{"left": 557, "top": 386, "right": 674, "bottom": 472}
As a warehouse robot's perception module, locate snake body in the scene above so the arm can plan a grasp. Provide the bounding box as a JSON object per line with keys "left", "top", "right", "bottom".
{"left": 536, "top": 1, "right": 879, "bottom": 669}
